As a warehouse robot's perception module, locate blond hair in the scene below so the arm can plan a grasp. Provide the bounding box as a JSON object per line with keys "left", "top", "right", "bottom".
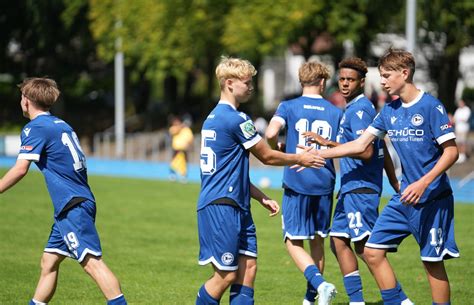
{"left": 18, "top": 77, "right": 60, "bottom": 110}
{"left": 299, "top": 61, "right": 330, "bottom": 87}
{"left": 215, "top": 56, "right": 257, "bottom": 89}
{"left": 378, "top": 48, "right": 416, "bottom": 81}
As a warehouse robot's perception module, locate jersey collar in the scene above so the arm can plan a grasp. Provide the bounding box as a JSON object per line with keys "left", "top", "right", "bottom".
{"left": 345, "top": 94, "right": 364, "bottom": 109}
{"left": 302, "top": 94, "right": 323, "bottom": 99}
{"left": 218, "top": 100, "right": 237, "bottom": 110}
{"left": 401, "top": 91, "right": 424, "bottom": 108}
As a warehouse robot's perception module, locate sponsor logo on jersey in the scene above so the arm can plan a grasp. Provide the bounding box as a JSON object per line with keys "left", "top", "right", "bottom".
{"left": 411, "top": 114, "right": 424, "bottom": 126}
{"left": 238, "top": 112, "right": 248, "bottom": 120}
{"left": 221, "top": 252, "right": 234, "bottom": 265}
{"left": 356, "top": 110, "right": 364, "bottom": 119}
{"left": 303, "top": 105, "right": 325, "bottom": 111}
{"left": 387, "top": 128, "right": 424, "bottom": 142}
{"left": 436, "top": 105, "right": 444, "bottom": 114}
{"left": 440, "top": 123, "right": 452, "bottom": 131}
{"left": 23, "top": 128, "right": 31, "bottom": 136}
{"left": 21, "top": 145, "right": 33, "bottom": 151}
{"left": 390, "top": 116, "right": 397, "bottom": 124}
{"left": 207, "top": 114, "right": 215, "bottom": 119}
{"left": 240, "top": 120, "right": 257, "bottom": 139}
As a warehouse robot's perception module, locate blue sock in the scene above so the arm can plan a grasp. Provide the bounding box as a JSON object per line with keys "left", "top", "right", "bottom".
{"left": 29, "top": 301, "right": 36, "bottom": 305}
{"left": 107, "top": 294, "right": 127, "bottom": 305}
{"left": 343, "top": 272, "right": 364, "bottom": 303}
{"left": 380, "top": 287, "right": 401, "bottom": 305}
{"left": 304, "top": 265, "right": 325, "bottom": 291}
{"left": 196, "top": 285, "right": 220, "bottom": 305}
{"left": 304, "top": 281, "right": 317, "bottom": 302}
{"left": 230, "top": 284, "right": 254, "bottom": 305}
{"left": 29, "top": 300, "right": 46, "bottom": 305}
{"left": 396, "top": 281, "right": 408, "bottom": 301}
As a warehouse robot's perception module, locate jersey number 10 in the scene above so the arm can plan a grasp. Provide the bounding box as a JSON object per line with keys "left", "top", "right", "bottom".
{"left": 295, "top": 119, "right": 332, "bottom": 153}
{"left": 62, "top": 132, "right": 86, "bottom": 171}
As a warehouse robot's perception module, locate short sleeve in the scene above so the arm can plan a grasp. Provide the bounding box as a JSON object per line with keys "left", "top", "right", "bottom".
{"left": 349, "top": 107, "right": 373, "bottom": 137}
{"left": 368, "top": 107, "right": 387, "bottom": 138}
{"left": 18, "top": 124, "right": 46, "bottom": 162}
{"left": 272, "top": 102, "right": 287, "bottom": 128}
{"left": 430, "top": 103, "right": 455, "bottom": 145}
{"left": 231, "top": 113, "right": 262, "bottom": 149}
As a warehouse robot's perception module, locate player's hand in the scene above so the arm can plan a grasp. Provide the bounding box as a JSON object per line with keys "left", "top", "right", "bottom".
{"left": 302, "top": 131, "right": 329, "bottom": 146}
{"left": 400, "top": 178, "right": 428, "bottom": 205}
{"left": 260, "top": 198, "right": 280, "bottom": 217}
{"left": 295, "top": 145, "right": 325, "bottom": 171}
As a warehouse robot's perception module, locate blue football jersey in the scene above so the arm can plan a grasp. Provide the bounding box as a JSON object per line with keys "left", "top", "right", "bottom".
{"left": 273, "top": 95, "right": 343, "bottom": 195}
{"left": 367, "top": 92, "right": 455, "bottom": 203}
{"left": 338, "top": 95, "right": 384, "bottom": 194}
{"left": 197, "top": 101, "right": 262, "bottom": 211}
{"left": 18, "top": 113, "right": 95, "bottom": 217}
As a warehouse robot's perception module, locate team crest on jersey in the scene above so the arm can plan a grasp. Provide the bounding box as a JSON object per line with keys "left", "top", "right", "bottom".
{"left": 23, "top": 128, "right": 31, "bottom": 136}
{"left": 240, "top": 120, "right": 256, "bottom": 139}
{"left": 411, "top": 114, "right": 424, "bottom": 126}
{"left": 356, "top": 110, "right": 364, "bottom": 119}
{"left": 221, "top": 252, "right": 234, "bottom": 265}
{"left": 390, "top": 116, "right": 397, "bottom": 124}
{"left": 436, "top": 105, "right": 444, "bottom": 114}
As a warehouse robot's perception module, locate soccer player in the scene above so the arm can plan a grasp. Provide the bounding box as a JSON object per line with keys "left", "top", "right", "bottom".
{"left": 315, "top": 49, "right": 459, "bottom": 305}
{"left": 196, "top": 56, "right": 326, "bottom": 305}
{"left": 0, "top": 78, "right": 127, "bottom": 305}
{"left": 304, "top": 57, "right": 412, "bottom": 305}
{"left": 265, "top": 60, "right": 341, "bottom": 305}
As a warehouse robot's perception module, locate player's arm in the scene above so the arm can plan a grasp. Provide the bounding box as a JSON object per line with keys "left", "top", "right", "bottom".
{"left": 400, "top": 139, "right": 458, "bottom": 205}
{"left": 249, "top": 139, "right": 325, "bottom": 168}
{"left": 317, "top": 130, "right": 375, "bottom": 160}
{"left": 383, "top": 139, "right": 400, "bottom": 193}
{"left": 0, "top": 159, "right": 31, "bottom": 193}
{"left": 265, "top": 118, "right": 283, "bottom": 150}
{"left": 250, "top": 182, "right": 280, "bottom": 216}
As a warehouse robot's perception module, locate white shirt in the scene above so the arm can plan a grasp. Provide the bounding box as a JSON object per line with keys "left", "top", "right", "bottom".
{"left": 454, "top": 105, "right": 471, "bottom": 133}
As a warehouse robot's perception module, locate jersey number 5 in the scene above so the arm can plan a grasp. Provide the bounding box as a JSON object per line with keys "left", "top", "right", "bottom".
{"left": 62, "top": 132, "right": 86, "bottom": 171}
{"left": 200, "top": 130, "right": 216, "bottom": 175}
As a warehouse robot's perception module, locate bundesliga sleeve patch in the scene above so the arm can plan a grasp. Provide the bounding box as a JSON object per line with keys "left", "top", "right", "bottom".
{"left": 239, "top": 120, "right": 257, "bottom": 139}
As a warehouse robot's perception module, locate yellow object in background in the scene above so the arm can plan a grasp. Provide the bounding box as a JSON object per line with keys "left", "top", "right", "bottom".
{"left": 170, "top": 151, "right": 187, "bottom": 177}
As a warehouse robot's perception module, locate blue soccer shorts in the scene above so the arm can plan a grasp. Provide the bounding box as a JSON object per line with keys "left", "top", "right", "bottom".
{"left": 197, "top": 204, "right": 257, "bottom": 271}
{"left": 281, "top": 188, "right": 333, "bottom": 241}
{"left": 366, "top": 193, "right": 460, "bottom": 261}
{"left": 330, "top": 192, "right": 380, "bottom": 242}
{"left": 45, "top": 200, "right": 102, "bottom": 263}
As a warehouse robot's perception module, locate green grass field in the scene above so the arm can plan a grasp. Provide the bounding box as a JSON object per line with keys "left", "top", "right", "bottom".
{"left": 0, "top": 169, "right": 473, "bottom": 304}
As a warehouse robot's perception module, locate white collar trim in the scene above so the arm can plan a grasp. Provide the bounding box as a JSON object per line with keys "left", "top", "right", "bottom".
{"left": 218, "top": 100, "right": 236, "bottom": 110}
{"left": 401, "top": 91, "right": 424, "bottom": 108}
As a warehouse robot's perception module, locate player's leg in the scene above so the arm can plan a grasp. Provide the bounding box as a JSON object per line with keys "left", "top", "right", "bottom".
{"left": 80, "top": 255, "right": 125, "bottom": 303}
{"left": 57, "top": 200, "right": 126, "bottom": 304}
{"left": 30, "top": 252, "right": 66, "bottom": 304}
{"left": 364, "top": 195, "right": 412, "bottom": 304}
{"left": 331, "top": 237, "right": 364, "bottom": 305}
{"left": 197, "top": 267, "right": 237, "bottom": 304}
{"left": 418, "top": 194, "right": 459, "bottom": 305}
{"left": 229, "top": 210, "right": 258, "bottom": 305}
{"left": 229, "top": 256, "right": 257, "bottom": 305}
{"left": 197, "top": 204, "right": 241, "bottom": 304}
{"left": 423, "top": 261, "right": 450, "bottom": 304}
